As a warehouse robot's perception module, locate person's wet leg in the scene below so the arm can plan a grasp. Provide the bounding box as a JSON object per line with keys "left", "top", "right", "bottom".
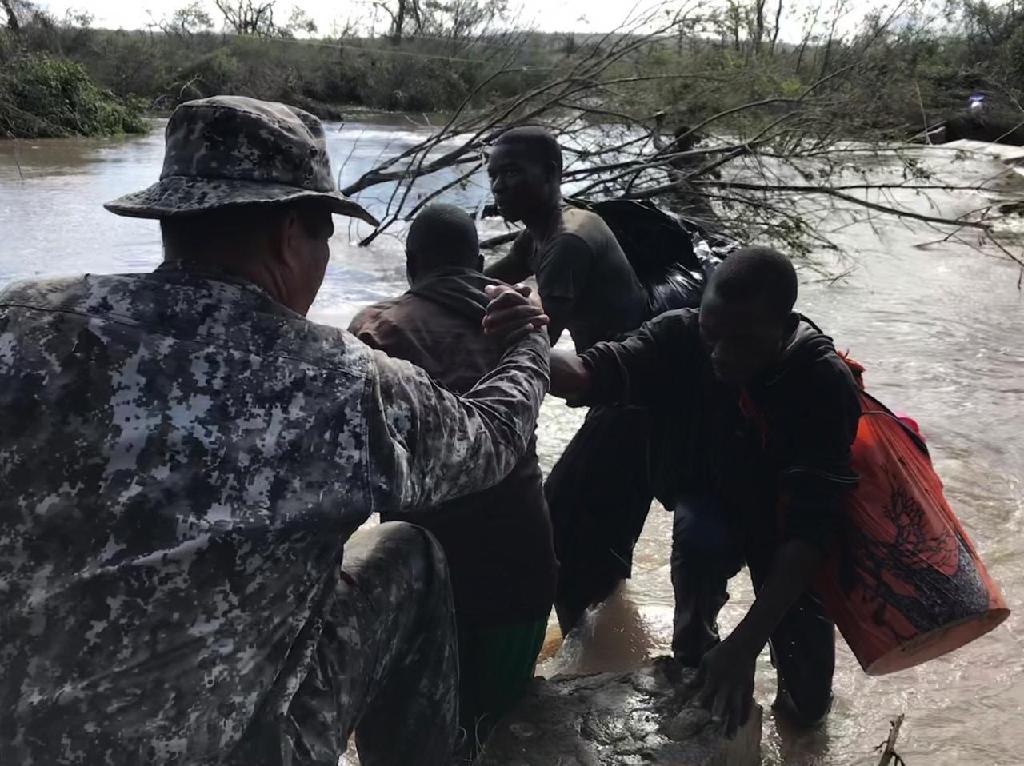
{"left": 548, "top": 406, "right": 654, "bottom": 636}
{"left": 280, "top": 522, "right": 460, "bottom": 766}
{"left": 670, "top": 497, "right": 742, "bottom": 667}
{"left": 745, "top": 545, "right": 835, "bottom": 727}
{"left": 767, "top": 590, "right": 835, "bottom": 727}
{"left": 455, "top": 617, "right": 547, "bottom": 759}
{"left": 670, "top": 557, "right": 730, "bottom": 667}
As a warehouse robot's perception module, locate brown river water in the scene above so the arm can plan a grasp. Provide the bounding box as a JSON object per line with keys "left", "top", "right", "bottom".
{"left": 1, "top": 121, "right": 1022, "bottom": 764}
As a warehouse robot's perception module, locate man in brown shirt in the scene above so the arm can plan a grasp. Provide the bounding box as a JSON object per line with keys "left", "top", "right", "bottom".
{"left": 349, "top": 204, "right": 558, "bottom": 752}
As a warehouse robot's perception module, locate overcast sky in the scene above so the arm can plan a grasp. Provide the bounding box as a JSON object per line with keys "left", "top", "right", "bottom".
{"left": 36, "top": 0, "right": 645, "bottom": 35}
{"left": 33, "top": 0, "right": 927, "bottom": 48}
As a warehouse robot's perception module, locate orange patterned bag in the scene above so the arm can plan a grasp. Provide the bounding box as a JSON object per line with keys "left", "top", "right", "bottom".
{"left": 814, "top": 357, "right": 1009, "bottom": 674}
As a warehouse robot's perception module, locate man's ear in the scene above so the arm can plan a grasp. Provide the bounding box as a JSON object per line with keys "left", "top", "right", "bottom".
{"left": 275, "top": 209, "right": 305, "bottom": 265}
{"left": 405, "top": 250, "right": 419, "bottom": 285}
{"left": 544, "top": 162, "right": 562, "bottom": 201}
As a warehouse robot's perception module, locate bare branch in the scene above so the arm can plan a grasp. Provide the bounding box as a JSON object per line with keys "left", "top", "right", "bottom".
{"left": 336, "top": 4, "right": 1020, "bottom": 270}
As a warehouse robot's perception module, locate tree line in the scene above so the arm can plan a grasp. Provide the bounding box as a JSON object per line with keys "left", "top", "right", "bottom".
{"left": 2, "top": 0, "right": 1021, "bottom": 267}
{"left": 1, "top": 0, "right": 1022, "bottom": 141}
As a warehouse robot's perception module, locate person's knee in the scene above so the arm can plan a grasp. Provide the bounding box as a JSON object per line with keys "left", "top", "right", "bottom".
{"left": 375, "top": 519, "right": 440, "bottom": 556}
{"left": 376, "top": 521, "right": 449, "bottom": 590}
{"left": 670, "top": 497, "right": 743, "bottom": 577}
{"left": 345, "top": 521, "right": 452, "bottom": 612}
{"left": 670, "top": 538, "right": 743, "bottom": 584}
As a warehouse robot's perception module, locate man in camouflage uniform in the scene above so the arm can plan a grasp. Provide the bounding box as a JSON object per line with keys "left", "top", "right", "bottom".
{"left": 0, "top": 96, "right": 551, "bottom": 765}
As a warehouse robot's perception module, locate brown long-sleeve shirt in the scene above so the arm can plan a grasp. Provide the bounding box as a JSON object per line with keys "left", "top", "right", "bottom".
{"left": 350, "top": 268, "right": 558, "bottom": 626}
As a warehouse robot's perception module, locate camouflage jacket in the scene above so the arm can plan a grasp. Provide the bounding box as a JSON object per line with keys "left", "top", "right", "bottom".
{"left": 0, "top": 268, "right": 549, "bottom": 764}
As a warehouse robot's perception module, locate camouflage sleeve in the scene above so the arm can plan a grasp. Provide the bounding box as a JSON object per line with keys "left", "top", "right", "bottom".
{"left": 364, "top": 331, "right": 550, "bottom": 515}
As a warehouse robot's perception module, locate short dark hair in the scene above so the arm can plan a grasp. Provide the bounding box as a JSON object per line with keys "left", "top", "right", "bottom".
{"left": 160, "top": 200, "right": 332, "bottom": 263}
{"left": 493, "top": 126, "right": 563, "bottom": 175}
{"left": 406, "top": 203, "right": 480, "bottom": 276}
{"left": 706, "top": 246, "right": 798, "bottom": 318}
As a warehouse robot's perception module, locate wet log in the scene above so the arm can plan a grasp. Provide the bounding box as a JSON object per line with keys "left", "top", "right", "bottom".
{"left": 476, "top": 657, "right": 761, "bottom": 766}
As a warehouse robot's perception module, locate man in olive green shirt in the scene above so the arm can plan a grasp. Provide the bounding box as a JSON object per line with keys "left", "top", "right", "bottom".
{"left": 485, "top": 127, "right": 648, "bottom": 353}
{"left": 486, "top": 126, "right": 654, "bottom": 634}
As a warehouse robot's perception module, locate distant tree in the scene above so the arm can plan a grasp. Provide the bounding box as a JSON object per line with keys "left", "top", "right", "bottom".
{"left": 2, "top": 0, "right": 21, "bottom": 31}
{"left": 155, "top": 2, "right": 215, "bottom": 37}
{"left": 753, "top": 0, "right": 768, "bottom": 49}
{"left": 61, "top": 7, "right": 93, "bottom": 28}
{"left": 0, "top": 0, "right": 46, "bottom": 32}
{"left": 714, "top": 0, "right": 788, "bottom": 56}
{"left": 374, "top": 0, "right": 423, "bottom": 43}
{"left": 770, "top": 0, "right": 784, "bottom": 53}
{"left": 374, "top": 0, "right": 506, "bottom": 42}
{"left": 721, "top": 0, "right": 745, "bottom": 49}
{"left": 213, "top": 0, "right": 278, "bottom": 36}
{"left": 280, "top": 5, "right": 317, "bottom": 37}
{"left": 432, "top": 0, "right": 508, "bottom": 40}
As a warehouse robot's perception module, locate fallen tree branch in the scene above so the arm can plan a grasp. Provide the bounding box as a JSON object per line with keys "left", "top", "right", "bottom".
{"left": 691, "top": 180, "right": 992, "bottom": 230}
{"left": 876, "top": 714, "right": 907, "bottom": 766}
{"left": 335, "top": 5, "right": 1021, "bottom": 269}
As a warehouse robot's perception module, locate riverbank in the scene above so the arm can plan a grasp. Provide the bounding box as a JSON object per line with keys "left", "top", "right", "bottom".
{"left": 4, "top": 0, "right": 1024, "bottom": 141}
{"left": 0, "top": 55, "right": 145, "bottom": 139}
{"left": 0, "top": 57, "right": 446, "bottom": 141}
{"left": 0, "top": 19, "right": 548, "bottom": 138}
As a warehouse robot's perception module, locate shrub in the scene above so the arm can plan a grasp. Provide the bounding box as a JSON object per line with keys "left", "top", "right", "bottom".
{"left": 0, "top": 54, "right": 147, "bottom": 138}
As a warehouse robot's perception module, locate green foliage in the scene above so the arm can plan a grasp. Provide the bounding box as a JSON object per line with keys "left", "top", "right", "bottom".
{"left": 0, "top": 0, "right": 564, "bottom": 126}
{"left": 0, "top": 54, "right": 146, "bottom": 137}
{"left": 3, "top": 0, "right": 1024, "bottom": 141}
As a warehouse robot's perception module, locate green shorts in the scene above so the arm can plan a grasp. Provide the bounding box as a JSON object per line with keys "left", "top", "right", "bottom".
{"left": 457, "top": 616, "right": 549, "bottom": 752}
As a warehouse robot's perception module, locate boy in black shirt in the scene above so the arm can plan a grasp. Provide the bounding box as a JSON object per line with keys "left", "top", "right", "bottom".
{"left": 483, "top": 246, "right": 861, "bottom": 735}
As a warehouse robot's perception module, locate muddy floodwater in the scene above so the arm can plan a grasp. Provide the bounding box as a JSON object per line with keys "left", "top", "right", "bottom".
{"left": 2, "top": 121, "right": 1022, "bottom": 764}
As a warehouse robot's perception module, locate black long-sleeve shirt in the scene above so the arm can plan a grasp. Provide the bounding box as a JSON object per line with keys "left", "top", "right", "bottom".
{"left": 578, "top": 309, "right": 861, "bottom": 550}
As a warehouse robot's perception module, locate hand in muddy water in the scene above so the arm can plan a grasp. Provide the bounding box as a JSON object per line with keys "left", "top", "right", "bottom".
{"left": 690, "top": 640, "right": 756, "bottom": 739}
{"left": 482, "top": 283, "right": 549, "bottom": 345}
{"left": 661, "top": 706, "right": 713, "bottom": 740}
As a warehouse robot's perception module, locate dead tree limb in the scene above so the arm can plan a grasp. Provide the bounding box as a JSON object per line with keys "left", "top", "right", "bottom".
{"left": 876, "top": 714, "right": 907, "bottom": 766}
{"left": 338, "top": 3, "right": 1022, "bottom": 266}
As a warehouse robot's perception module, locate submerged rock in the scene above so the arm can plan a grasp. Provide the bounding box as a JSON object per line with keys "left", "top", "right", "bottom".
{"left": 476, "top": 657, "right": 761, "bottom": 765}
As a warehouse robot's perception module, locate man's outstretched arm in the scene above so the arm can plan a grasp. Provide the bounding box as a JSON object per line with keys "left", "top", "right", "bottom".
{"left": 485, "top": 285, "right": 691, "bottom": 408}
{"left": 483, "top": 286, "right": 587, "bottom": 398}
{"left": 484, "top": 253, "right": 532, "bottom": 285}
{"left": 484, "top": 234, "right": 533, "bottom": 285}
{"left": 550, "top": 349, "right": 590, "bottom": 400}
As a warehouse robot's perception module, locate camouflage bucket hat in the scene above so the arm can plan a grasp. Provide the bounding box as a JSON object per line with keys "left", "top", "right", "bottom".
{"left": 105, "top": 95, "right": 378, "bottom": 224}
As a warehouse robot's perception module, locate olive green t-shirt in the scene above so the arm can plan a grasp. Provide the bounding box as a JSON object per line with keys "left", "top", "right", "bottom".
{"left": 509, "top": 207, "right": 648, "bottom": 352}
